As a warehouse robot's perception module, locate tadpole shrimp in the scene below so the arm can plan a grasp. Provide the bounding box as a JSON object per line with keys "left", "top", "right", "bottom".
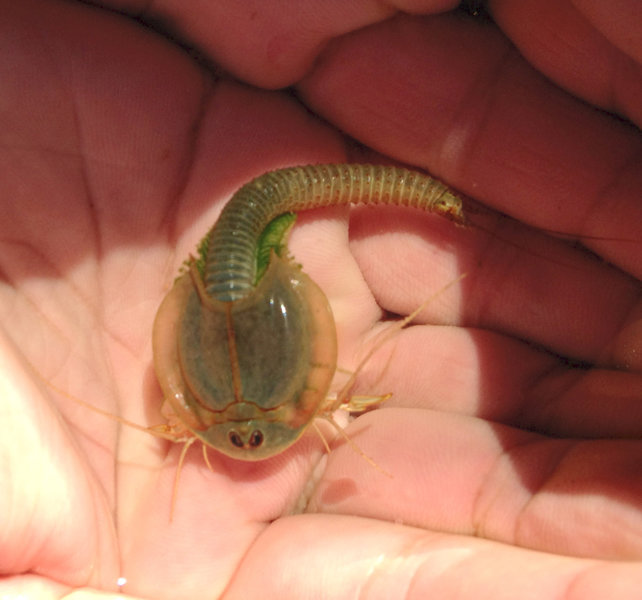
{"left": 151, "top": 164, "right": 465, "bottom": 464}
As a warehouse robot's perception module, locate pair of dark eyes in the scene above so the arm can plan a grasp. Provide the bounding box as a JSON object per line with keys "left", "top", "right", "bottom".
{"left": 228, "top": 430, "right": 264, "bottom": 449}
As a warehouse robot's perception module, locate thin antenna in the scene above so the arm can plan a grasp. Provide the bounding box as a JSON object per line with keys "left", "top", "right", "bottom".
{"left": 335, "top": 272, "right": 468, "bottom": 406}
{"left": 319, "top": 413, "right": 392, "bottom": 478}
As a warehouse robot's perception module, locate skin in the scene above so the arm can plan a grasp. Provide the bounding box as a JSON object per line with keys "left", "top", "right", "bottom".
{"left": 0, "top": 0, "right": 640, "bottom": 598}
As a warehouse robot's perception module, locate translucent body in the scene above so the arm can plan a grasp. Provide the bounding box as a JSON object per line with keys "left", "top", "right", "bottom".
{"left": 152, "top": 164, "right": 464, "bottom": 460}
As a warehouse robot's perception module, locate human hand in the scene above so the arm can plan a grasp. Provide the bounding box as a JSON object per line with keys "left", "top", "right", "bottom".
{"left": 1, "top": 1, "right": 640, "bottom": 599}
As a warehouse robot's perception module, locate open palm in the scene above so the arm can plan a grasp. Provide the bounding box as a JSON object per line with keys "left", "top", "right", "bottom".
{"left": 1, "top": 1, "right": 641, "bottom": 599}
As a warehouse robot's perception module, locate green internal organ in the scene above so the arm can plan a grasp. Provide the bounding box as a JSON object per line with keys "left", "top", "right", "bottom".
{"left": 152, "top": 164, "right": 464, "bottom": 460}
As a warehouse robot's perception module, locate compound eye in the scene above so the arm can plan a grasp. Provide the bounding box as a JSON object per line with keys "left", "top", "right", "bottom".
{"left": 249, "top": 430, "right": 264, "bottom": 448}
{"left": 228, "top": 431, "right": 244, "bottom": 448}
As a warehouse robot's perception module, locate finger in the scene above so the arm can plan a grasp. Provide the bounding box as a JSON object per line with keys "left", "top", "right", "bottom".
{"left": 297, "top": 13, "right": 642, "bottom": 280}
{"left": 110, "top": 0, "right": 461, "bottom": 88}
{"left": 228, "top": 513, "right": 642, "bottom": 599}
{"left": 348, "top": 206, "right": 641, "bottom": 369}
{"left": 352, "top": 324, "right": 642, "bottom": 439}
{"left": 571, "top": 0, "right": 642, "bottom": 64}
{"left": 491, "top": 0, "right": 642, "bottom": 124}
{"left": 310, "top": 409, "right": 642, "bottom": 560}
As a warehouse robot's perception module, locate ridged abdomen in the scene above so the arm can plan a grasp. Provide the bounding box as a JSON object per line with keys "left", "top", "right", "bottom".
{"left": 205, "top": 164, "right": 464, "bottom": 302}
